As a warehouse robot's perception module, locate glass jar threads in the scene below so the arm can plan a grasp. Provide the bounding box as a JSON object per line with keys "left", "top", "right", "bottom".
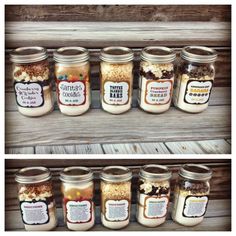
{"left": 173, "top": 46, "right": 217, "bottom": 113}
{"left": 10, "top": 47, "right": 54, "bottom": 117}
{"left": 100, "top": 47, "right": 134, "bottom": 114}
{"left": 138, "top": 46, "right": 176, "bottom": 113}
{"left": 136, "top": 164, "right": 171, "bottom": 227}
{"left": 100, "top": 166, "right": 132, "bottom": 229}
{"left": 15, "top": 167, "right": 57, "bottom": 231}
{"left": 60, "top": 167, "right": 95, "bottom": 231}
{"left": 172, "top": 164, "right": 212, "bottom": 226}
{"left": 53, "top": 47, "right": 91, "bottom": 116}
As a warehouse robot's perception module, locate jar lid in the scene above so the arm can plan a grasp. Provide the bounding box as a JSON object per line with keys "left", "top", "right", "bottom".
{"left": 141, "top": 46, "right": 176, "bottom": 63}
{"left": 100, "top": 46, "right": 134, "bottom": 63}
{"left": 139, "top": 164, "right": 172, "bottom": 180}
{"left": 53, "top": 47, "right": 89, "bottom": 63}
{"left": 10, "top": 46, "right": 48, "bottom": 64}
{"left": 100, "top": 166, "right": 132, "bottom": 182}
{"left": 179, "top": 164, "right": 212, "bottom": 181}
{"left": 181, "top": 46, "right": 217, "bottom": 63}
{"left": 15, "top": 166, "right": 51, "bottom": 184}
{"left": 60, "top": 166, "right": 93, "bottom": 183}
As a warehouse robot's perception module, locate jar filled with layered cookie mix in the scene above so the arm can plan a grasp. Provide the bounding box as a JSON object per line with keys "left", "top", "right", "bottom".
{"left": 173, "top": 46, "right": 217, "bottom": 113}
{"left": 100, "top": 166, "right": 132, "bottom": 229}
{"left": 138, "top": 46, "right": 176, "bottom": 113}
{"left": 100, "top": 47, "right": 134, "bottom": 114}
{"left": 10, "top": 47, "right": 54, "bottom": 117}
{"left": 15, "top": 167, "right": 57, "bottom": 231}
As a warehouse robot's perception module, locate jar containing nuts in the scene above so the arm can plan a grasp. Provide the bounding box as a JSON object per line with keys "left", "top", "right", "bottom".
{"left": 10, "top": 47, "right": 54, "bottom": 117}
{"left": 173, "top": 46, "right": 217, "bottom": 113}
{"left": 100, "top": 166, "right": 132, "bottom": 229}
{"left": 100, "top": 47, "right": 134, "bottom": 114}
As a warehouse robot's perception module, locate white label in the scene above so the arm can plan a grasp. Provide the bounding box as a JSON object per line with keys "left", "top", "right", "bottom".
{"left": 144, "top": 196, "right": 169, "bottom": 218}
{"left": 103, "top": 81, "right": 129, "bottom": 105}
{"left": 145, "top": 80, "right": 172, "bottom": 105}
{"left": 66, "top": 200, "right": 91, "bottom": 223}
{"left": 58, "top": 81, "right": 86, "bottom": 106}
{"left": 20, "top": 201, "right": 49, "bottom": 225}
{"left": 184, "top": 80, "right": 213, "bottom": 104}
{"left": 14, "top": 82, "right": 44, "bottom": 108}
{"left": 105, "top": 200, "right": 129, "bottom": 221}
{"left": 183, "top": 196, "right": 209, "bottom": 218}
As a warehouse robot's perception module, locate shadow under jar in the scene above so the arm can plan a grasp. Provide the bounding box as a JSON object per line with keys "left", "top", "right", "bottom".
{"left": 171, "top": 164, "right": 212, "bottom": 226}
{"left": 60, "top": 167, "right": 95, "bottom": 231}
{"left": 100, "top": 166, "right": 132, "bottom": 229}
{"left": 53, "top": 47, "right": 91, "bottom": 116}
{"left": 136, "top": 164, "right": 172, "bottom": 227}
{"left": 138, "top": 46, "right": 176, "bottom": 113}
{"left": 173, "top": 46, "right": 217, "bottom": 113}
{"left": 15, "top": 167, "right": 57, "bottom": 231}
{"left": 100, "top": 47, "right": 134, "bottom": 114}
{"left": 10, "top": 47, "right": 54, "bottom": 117}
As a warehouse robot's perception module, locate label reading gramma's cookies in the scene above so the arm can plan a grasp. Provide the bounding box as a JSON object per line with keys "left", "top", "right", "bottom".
{"left": 105, "top": 200, "right": 129, "bottom": 221}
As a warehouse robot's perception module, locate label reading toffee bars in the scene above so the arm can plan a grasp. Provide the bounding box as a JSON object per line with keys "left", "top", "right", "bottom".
{"left": 14, "top": 82, "right": 44, "bottom": 108}
{"left": 20, "top": 200, "right": 50, "bottom": 225}
{"left": 103, "top": 81, "right": 129, "bottom": 105}
{"left": 184, "top": 80, "right": 213, "bottom": 105}
{"left": 182, "top": 195, "right": 209, "bottom": 218}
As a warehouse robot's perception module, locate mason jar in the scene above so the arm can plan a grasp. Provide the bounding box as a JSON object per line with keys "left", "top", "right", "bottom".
{"left": 173, "top": 46, "right": 217, "bottom": 113}
{"left": 60, "top": 167, "right": 95, "bottom": 231}
{"left": 53, "top": 47, "right": 91, "bottom": 116}
{"left": 138, "top": 46, "right": 176, "bottom": 113}
{"left": 172, "top": 164, "right": 212, "bottom": 226}
{"left": 136, "top": 164, "right": 171, "bottom": 227}
{"left": 10, "top": 47, "right": 54, "bottom": 117}
{"left": 15, "top": 167, "right": 57, "bottom": 231}
{"left": 100, "top": 47, "right": 134, "bottom": 114}
{"left": 100, "top": 166, "right": 132, "bottom": 229}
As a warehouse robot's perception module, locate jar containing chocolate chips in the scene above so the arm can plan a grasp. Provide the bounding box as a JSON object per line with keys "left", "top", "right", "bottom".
{"left": 136, "top": 164, "right": 172, "bottom": 227}
{"left": 173, "top": 46, "right": 217, "bottom": 113}
{"left": 10, "top": 47, "right": 54, "bottom": 117}
{"left": 138, "top": 46, "right": 176, "bottom": 113}
{"left": 172, "top": 164, "right": 212, "bottom": 226}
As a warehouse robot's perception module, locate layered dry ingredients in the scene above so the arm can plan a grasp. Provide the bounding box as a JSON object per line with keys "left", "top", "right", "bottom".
{"left": 172, "top": 164, "right": 212, "bottom": 226}
{"left": 60, "top": 167, "right": 95, "bottom": 231}
{"left": 10, "top": 47, "right": 53, "bottom": 117}
{"left": 15, "top": 167, "right": 57, "bottom": 231}
{"left": 100, "top": 47, "right": 134, "bottom": 114}
{"left": 139, "top": 47, "right": 176, "bottom": 113}
{"left": 100, "top": 166, "right": 132, "bottom": 229}
{"left": 54, "top": 47, "right": 91, "bottom": 116}
{"left": 173, "top": 46, "right": 217, "bottom": 113}
{"left": 137, "top": 165, "right": 171, "bottom": 227}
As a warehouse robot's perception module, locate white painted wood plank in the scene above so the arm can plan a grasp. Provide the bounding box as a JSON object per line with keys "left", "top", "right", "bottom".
{"left": 197, "top": 139, "right": 231, "bottom": 154}
{"left": 102, "top": 143, "right": 144, "bottom": 154}
{"left": 5, "top": 147, "right": 34, "bottom": 154}
{"left": 74, "top": 144, "right": 104, "bottom": 154}
{"left": 138, "top": 142, "right": 170, "bottom": 154}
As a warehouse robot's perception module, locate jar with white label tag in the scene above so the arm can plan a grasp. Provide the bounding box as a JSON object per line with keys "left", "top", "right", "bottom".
{"left": 173, "top": 46, "right": 217, "bottom": 113}
{"left": 60, "top": 167, "right": 95, "bottom": 231}
{"left": 100, "top": 166, "right": 132, "bottom": 229}
{"left": 136, "top": 164, "right": 171, "bottom": 227}
{"left": 54, "top": 47, "right": 91, "bottom": 116}
{"left": 100, "top": 47, "right": 134, "bottom": 114}
{"left": 172, "top": 164, "right": 212, "bottom": 226}
{"left": 138, "top": 46, "right": 176, "bottom": 113}
{"left": 10, "top": 47, "right": 54, "bottom": 117}
{"left": 15, "top": 167, "right": 57, "bottom": 231}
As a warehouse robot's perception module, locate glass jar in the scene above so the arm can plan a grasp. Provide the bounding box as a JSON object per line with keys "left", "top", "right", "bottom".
{"left": 100, "top": 166, "right": 132, "bottom": 229}
{"left": 10, "top": 47, "right": 54, "bottom": 117}
{"left": 138, "top": 46, "right": 176, "bottom": 113}
{"left": 136, "top": 164, "right": 171, "bottom": 227}
{"left": 15, "top": 167, "right": 57, "bottom": 231}
{"left": 172, "top": 164, "right": 212, "bottom": 226}
{"left": 60, "top": 167, "right": 95, "bottom": 231}
{"left": 53, "top": 47, "right": 91, "bottom": 116}
{"left": 100, "top": 47, "right": 134, "bottom": 114}
{"left": 173, "top": 46, "right": 217, "bottom": 113}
